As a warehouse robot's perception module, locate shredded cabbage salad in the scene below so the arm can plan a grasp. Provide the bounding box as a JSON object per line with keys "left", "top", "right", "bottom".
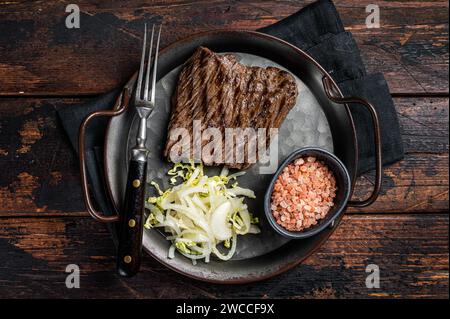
{"left": 144, "top": 162, "right": 260, "bottom": 264}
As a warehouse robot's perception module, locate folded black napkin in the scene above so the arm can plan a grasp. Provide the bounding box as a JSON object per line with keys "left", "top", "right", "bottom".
{"left": 57, "top": 0, "right": 403, "bottom": 215}
{"left": 57, "top": 90, "right": 121, "bottom": 218}
{"left": 259, "top": 0, "right": 403, "bottom": 174}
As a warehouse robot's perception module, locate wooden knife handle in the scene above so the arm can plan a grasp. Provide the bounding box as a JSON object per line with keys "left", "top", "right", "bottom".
{"left": 117, "top": 156, "right": 147, "bottom": 277}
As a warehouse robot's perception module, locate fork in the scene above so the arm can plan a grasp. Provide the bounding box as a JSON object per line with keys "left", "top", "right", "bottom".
{"left": 117, "top": 24, "right": 161, "bottom": 277}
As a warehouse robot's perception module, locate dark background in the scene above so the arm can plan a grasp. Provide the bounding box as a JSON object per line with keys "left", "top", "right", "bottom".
{"left": 0, "top": 0, "right": 448, "bottom": 298}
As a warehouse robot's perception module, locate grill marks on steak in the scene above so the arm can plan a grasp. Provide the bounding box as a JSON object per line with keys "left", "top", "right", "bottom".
{"left": 164, "top": 47, "right": 298, "bottom": 169}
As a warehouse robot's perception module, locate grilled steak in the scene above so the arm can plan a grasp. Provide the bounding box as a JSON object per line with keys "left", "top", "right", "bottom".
{"left": 164, "top": 46, "right": 298, "bottom": 169}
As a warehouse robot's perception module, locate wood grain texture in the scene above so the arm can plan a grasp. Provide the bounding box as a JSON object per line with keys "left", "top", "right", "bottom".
{"left": 349, "top": 97, "right": 449, "bottom": 213}
{"left": 0, "top": 99, "right": 84, "bottom": 215}
{"left": 0, "top": 0, "right": 448, "bottom": 95}
{"left": 0, "top": 97, "right": 447, "bottom": 216}
{"left": 0, "top": 0, "right": 448, "bottom": 299}
{"left": 0, "top": 214, "right": 447, "bottom": 298}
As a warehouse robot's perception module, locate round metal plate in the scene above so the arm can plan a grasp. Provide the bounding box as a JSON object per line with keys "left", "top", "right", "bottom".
{"left": 104, "top": 30, "right": 357, "bottom": 283}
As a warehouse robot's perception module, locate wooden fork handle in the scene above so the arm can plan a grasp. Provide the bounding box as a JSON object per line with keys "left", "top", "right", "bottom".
{"left": 116, "top": 150, "right": 147, "bottom": 277}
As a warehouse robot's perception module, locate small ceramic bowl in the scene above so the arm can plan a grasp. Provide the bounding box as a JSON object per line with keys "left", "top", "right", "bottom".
{"left": 264, "top": 147, "right": 351, "bottom": 239}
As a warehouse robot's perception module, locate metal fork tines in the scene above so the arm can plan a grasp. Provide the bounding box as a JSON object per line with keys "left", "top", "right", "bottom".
{"left": 135, "top": 24, "right": 162, "bottom": 149}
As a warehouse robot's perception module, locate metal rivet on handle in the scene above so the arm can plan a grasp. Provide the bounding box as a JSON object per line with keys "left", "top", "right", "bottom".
{"left": 124, "top": 255, "right": 132, "bottom": 263}
{"left": 132, "top": 179, "right": 141, "bottom": 188}
{"left": 128, "top": 219, "right": 136, "bottom": 227}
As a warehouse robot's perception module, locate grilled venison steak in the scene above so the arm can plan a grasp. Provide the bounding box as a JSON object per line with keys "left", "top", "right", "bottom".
{"left": 164, "top": 47, "right": 298, "bottom": 169}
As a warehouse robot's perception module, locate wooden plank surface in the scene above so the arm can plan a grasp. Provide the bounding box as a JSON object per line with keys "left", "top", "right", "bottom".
{"left": 0, "top": 214, "right": 447, "bottom": 298}
{"left": 0, "top": 97, "right": 447, "bottom": 216}
{"left": 0, "top": 0, "right": 448, "bottom": 95}
{"left": 349, "top": 96, "right": 449, "bottom": 212}
{"left": 0, "top": 0, "right": 448, "bottom": 299}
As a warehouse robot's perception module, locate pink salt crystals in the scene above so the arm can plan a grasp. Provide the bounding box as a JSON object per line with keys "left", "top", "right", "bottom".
{"left": 271, "top": 156, "right": 337, "bottom": 232}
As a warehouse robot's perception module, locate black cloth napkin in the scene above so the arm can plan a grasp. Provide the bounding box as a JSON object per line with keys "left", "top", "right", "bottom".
{"left": 57, "top": 90, "right": 120, "bottom": 217}
{"left": 57, "top": 0, "right": 403, "bottom": 215}
{"left": 259, "top": 0, "right": 403, "bottom": 173}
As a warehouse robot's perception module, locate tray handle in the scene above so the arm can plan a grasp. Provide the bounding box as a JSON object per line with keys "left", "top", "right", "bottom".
{"left": 78, "top": 88, "right": 131, "bottom": 222}
{"left": 322, "top": 76, "right": 382, "bottom": 207}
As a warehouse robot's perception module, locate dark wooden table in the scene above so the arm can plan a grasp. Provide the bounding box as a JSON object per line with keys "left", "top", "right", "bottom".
{"left": 0, "top": 0, "right": 448, "bottom": 299}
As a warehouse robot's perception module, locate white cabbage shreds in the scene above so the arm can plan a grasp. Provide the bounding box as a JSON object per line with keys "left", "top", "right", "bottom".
{"left": 144, "top": 162, "right": 260, "bottom": 264}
